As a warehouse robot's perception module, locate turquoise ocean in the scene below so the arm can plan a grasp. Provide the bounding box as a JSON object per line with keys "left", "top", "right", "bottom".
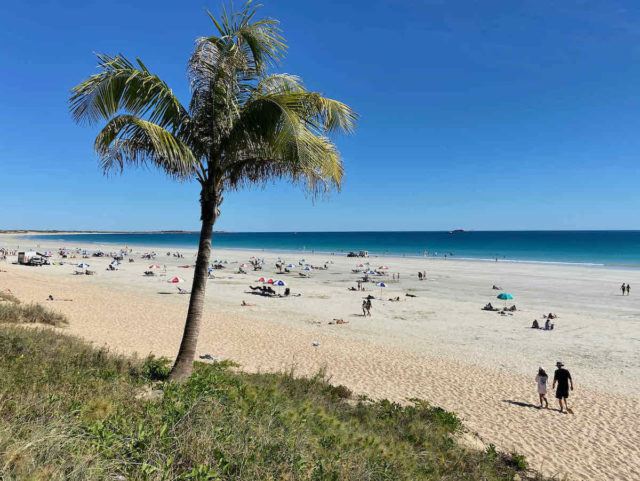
{"left": 24, "top": 231, "right": 640, "bottom": 268}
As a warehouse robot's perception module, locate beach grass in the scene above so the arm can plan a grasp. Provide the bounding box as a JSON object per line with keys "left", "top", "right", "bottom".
{"left": 0, "top": 297, "right": 67, "bottom": 327}
{"left": 0, "top": 325, "right": 548, "bottom": 480}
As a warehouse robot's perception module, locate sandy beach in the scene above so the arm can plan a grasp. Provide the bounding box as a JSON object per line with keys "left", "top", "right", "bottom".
{"left": 1, "top": 233, "right": 640, "bottom": 481}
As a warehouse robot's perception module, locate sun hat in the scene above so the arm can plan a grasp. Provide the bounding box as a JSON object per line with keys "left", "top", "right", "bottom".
{"left": 556, "top": 361, "right": 564, "bottom": 367}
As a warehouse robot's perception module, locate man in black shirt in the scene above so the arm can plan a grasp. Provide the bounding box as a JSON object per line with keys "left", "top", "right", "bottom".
{"left": 552, "top": 361, "right": 574, "bottom": 414}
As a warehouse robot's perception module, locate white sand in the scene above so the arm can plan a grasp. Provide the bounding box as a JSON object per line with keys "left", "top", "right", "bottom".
{"left": 1, "top": 233, "right": 640, "bottom": 480}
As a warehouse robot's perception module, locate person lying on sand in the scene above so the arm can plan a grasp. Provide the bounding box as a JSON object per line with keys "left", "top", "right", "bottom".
{"left": 405, "top": 293, "right": 416, "bottom": 297}
{"left": 241, "top": 300, "right": 255, "bottom": 306}
{"left": 492, "top": 285, "right": 502, "bottom": 290}
{"left": 329, "top": 318, "right": 349, "bottom": 325}
{"left": 388, "top": 296, "right": 401, "bottom": 302}
{"left": 47, "top": 295, "right": 72, "bottom": 301}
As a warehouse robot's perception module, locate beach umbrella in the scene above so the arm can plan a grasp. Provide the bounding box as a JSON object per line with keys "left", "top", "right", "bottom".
{"left": 111, "top": 260, "right": 121, "bottom": 265}
{"left": 77, "top": 263, "right": 90, "bottom": 268}
{"left": 168, "top": 277, "right": 185, "bottom": 284}
{"left": 266, "top": 278, "right": 274, "bottom": 284}
{"left": 303, "top": 266, "right": 311, "bottom": 271}
{"left": 358, "top": 264, "right": 364, "bottom": 267}
{"left": 276, "top": 280, "right": 286, "bottom": 286}
{"left": 286, "top": 263, "right": 295, "bottom": 268}
{"left": 368, "top": 270, "right": 376, "bottom": 275}
{"left": 148, "top": 264, "right": 160, "bottom": 269}
{"left": 378, "top": 265, "right": 389, "bottom": 270}
{"left": 497, "top": 292, "right": 514, "bottom": 308}
{"left": 257, "top": 277, "right": 265, "bottom": 282}
{"left": 240, "top": 263, "right": 251, "bottom": 267}
{"left": 376, "top": 281, "right": 387, "bottom": 297}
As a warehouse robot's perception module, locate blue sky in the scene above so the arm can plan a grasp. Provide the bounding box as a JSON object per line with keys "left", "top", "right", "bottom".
{"left": 2, "top": 0, "right": 640, "bottom": 231}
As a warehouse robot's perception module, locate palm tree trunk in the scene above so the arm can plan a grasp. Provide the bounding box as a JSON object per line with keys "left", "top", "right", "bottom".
{"left": 168, "top": 192, "right": 217, "bottom": 383}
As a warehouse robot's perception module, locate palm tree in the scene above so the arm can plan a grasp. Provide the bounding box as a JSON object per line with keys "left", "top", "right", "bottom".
{"left": 70, "top": 2, "right": 357, "bottom": 382}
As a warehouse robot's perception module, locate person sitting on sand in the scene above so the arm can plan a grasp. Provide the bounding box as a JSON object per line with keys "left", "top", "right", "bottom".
{"left": 553, "top": 361, "right": 573, "bottom": 413}
{"left": 531, "top": 319, "right": 540, "bottom": 329}
{"left": 535, "top": 366, "right": 549, "bottom": 408}
{"left": 482, "top": 302, "right": 497, "bottom": 311}
{"left": 544, "top": 318, "right": 554, "bottom": 330}
{"left": 388, "top": 296, "right": 401, "bottom": 302}
{"left": 241, "top": 300, "right": 255, "bottom": 306}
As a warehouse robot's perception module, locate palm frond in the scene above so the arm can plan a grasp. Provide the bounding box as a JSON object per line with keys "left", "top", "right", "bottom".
{"left": 70, "top": 54, "right": 189, "bottom": 130}
{"left": 95, "top": 115, "right": 198, "bottom": 181}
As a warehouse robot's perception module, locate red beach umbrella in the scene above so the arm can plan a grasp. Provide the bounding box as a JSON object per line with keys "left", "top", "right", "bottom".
{"left": 168, "top": 277, "right": 185, "bottom": 284}
{"left": 267, "top": 278, "right": 274, "bottom": 284}
{"left": 148, "top": 264, "right": 161, "bottom": 269}
{"left": 257, "top": 277, "right": 265, "bottom": 282}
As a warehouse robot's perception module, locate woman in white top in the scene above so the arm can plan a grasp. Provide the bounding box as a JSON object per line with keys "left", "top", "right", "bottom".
{"left": 535, "top": 366, "right": 549, "bottom": 408}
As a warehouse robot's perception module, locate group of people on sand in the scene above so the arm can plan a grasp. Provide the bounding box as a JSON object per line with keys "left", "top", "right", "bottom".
{"left": 417, "top": 271, "right": 427, "bottom": 280}
{"left": 361, "top": 298, "right": 372, "bottom": 316}
{"left": 535, "top": 361, "right": 574, "bottom": 414}
{"left": 621, "top": 283, "right": 631, "bottom": 295}
{"left": 531, "top": 313, "right": 557, "bottom": 330}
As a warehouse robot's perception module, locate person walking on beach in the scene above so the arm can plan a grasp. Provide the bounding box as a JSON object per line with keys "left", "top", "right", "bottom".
{"left": 552, "top": 361, "right": 574, "bottom": 414}
{"left": 362, "top": 300, "right": 368, "bottom": 316}
{"left": 621, "top": 283, "right": 627, "bottom": 295}
{"left": 535, "top": 366, "right": 549, "bottom": 408}
{"left": 627, "top": 284, "right": 631, "bottom": 296}
{"left": 365, "top": 299, "right": 372, "bottom": 316}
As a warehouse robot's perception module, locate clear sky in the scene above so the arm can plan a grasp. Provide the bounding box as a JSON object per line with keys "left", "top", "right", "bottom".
{"left": 2, "top": 0, "right": 640, "bottom": 231}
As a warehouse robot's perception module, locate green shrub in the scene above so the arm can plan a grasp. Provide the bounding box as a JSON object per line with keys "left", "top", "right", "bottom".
{"left": 141, "top": 355, "right": 171, "bottom": 381}
{"left": 508, "top": 453, "right": 529, "bottom": 471}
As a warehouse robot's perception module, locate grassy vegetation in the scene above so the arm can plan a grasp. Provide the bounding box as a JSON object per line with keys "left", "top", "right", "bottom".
{"left": 0, "top": 295, "right": 67, "bottom": 327}
{"left": 0, "top": 326, "right": 549, "bottom": 480}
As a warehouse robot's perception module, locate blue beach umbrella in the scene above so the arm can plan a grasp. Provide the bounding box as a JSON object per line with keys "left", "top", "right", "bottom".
{"left": 276, "top": 280, "right": 286, "bottom": 286}
{"left": 77, "top": 263, "right": 90, "bottom": 268}
{"left": 376, "top": 281, "right": 387, "bottom": 297}
{"left": 303, "top": 266, "right": 311, "bottom": 271}
{"left": 497, "top": 292, "right": 514, "bottom": 307}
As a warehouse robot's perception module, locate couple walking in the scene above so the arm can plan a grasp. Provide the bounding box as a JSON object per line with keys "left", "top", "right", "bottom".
{"left": 361, "top": 299, "right": 372, "bottom": 316}
{"left": 621, "top": 283, "right": 631, "bottom": 295}
{"left": 535, "top": 361, "right": 574, "bottom": 413}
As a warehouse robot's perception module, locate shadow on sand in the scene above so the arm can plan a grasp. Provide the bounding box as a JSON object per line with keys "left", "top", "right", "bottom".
{"left": 502, "top": 399, "right": 561, "bottom": 413}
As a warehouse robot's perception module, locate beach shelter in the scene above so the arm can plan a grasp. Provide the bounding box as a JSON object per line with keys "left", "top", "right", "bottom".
{"left": 77, "top": 263, "right": 90, "bottom": 268}
{"left": 168, "top": 277, "right": 185, "bottom": 284}
{"left": 497, "top": 292, "right": 514, "bottom": 307}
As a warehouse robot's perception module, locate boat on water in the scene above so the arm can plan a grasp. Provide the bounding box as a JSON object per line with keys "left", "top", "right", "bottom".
{"left": 448, "top": 229, "right": 466, "bottom": 234}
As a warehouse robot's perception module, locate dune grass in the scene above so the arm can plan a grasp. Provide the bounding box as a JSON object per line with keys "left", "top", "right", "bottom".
{"left": 0, "top": 326, "right": 549, "bottom": 480}
{"left": 0, "top": 300, "right": 67, "bottom": 327}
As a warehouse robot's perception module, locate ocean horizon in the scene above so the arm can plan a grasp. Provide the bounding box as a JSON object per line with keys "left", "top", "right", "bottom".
{"left": 22, "top": 230, "right": 640, "bottom": 268}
